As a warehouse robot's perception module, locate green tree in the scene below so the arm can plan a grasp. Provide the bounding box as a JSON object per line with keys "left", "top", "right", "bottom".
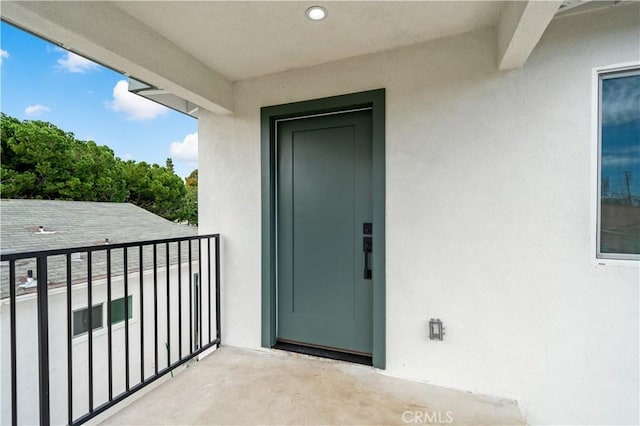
{"left": 1, "top": 114, "right": 197, "bottom": 222}
{"left": 122, "top": 160, "right": 186, "bottom": 221}
{"left": 1, "top": 113, "right": 127, "bottom": 201}
{"left": 179, "top": 169, "right": 198, "bottom": 224}
{"left": 165, "top": 157, "right": 175, "bottom": 172}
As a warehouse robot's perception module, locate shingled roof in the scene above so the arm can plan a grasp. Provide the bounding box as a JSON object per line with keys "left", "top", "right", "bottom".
{"left": 1, "top": 200, "right": 199, "bottom": 299}
{"left": 1, "top": 199, "right": 197, "bottom": 253}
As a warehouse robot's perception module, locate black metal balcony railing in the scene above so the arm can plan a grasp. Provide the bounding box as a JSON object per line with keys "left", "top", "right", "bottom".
{"left": 1, "top": 234, "right": 221, "bottom": 426}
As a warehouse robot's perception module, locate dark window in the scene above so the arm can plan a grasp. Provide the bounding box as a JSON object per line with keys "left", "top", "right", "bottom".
{"left": 73, "top": 304, "right": 103, "bottom": 337}
{"left": 110, "top": 296, "right": 133, "bottom": 325}
{"left": 598, "top": 68, "right": 640, "bottom": 260}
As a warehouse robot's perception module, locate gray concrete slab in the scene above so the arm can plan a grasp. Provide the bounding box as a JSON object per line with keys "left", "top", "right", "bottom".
{"left": 102, "top": 346, "right": 524, "bottom": 425}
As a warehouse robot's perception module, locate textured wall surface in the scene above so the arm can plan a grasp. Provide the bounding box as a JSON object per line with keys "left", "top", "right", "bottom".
{"left": 199, "top": 5, "right": 639, "bottom": 424}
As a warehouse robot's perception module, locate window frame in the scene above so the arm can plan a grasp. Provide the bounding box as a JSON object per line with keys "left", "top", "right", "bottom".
{"left": 592, "top": 61, "right": 640, "bottom": 265}
{"left": 72, "top": 303, "right": 104, "bottom": 337}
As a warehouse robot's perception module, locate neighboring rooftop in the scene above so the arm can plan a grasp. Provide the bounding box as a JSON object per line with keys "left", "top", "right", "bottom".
{"left": 0, "top": 199, "right": 200, "bottom": 299}
{"left": 0, "top": 199, "right": 196, "bottom": 254}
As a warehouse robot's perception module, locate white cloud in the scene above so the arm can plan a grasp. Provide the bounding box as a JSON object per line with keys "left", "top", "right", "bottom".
{"left": 602, "top": 145, "right": 640, "bottom": 168}
{"left": 602, "top": 76, "right": 640, "bottom": 125}
{"left": 56, "top": 51, "right": 99, "bottom": 73}
{"left": 24, "top": 104, "right": 51, "bottom": 116}
{"left": 170, "top": 132, "right": 198, "bottom": 164}
{"left": 0, "top": 49, "right": 9, "bottom": 65}
{"left": 106, "top": 80, "right": 167, "bottom": 121}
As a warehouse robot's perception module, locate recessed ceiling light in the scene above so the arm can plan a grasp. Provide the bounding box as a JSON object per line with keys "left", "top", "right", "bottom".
{"left": 306, "top": 6, "right": 327, "bottom": 21}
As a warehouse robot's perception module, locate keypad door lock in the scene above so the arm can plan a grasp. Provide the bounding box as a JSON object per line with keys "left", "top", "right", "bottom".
{"left": 362, "top": 223, "right": 373, "bottom": 279}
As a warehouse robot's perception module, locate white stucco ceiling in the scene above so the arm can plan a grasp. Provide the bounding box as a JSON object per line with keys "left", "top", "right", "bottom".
{"left": 113, "top": 1, "right": 506, "bottom": 82}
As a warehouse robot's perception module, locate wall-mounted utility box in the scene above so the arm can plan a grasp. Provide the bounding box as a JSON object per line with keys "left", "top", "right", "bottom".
{"left": 429, "top": 318, "right": 444, "bottom": 340}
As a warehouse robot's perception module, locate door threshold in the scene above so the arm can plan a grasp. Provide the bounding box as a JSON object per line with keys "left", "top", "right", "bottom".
{"left": 273, "top": 341, "right": 373, "bottom": 366}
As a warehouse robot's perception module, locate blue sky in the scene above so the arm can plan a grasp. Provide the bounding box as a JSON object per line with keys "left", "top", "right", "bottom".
{"left": 0, "top": 21, "right": 198, "bottom": 179}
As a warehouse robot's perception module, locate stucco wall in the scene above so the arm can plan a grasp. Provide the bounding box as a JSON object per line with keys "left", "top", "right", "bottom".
{"left": 198, "top": 5, "right": 639, "bottom": 424}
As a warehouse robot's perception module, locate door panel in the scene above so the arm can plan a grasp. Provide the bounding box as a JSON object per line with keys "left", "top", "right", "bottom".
{"left": 277, "top": 110, "right": 372, "bottom": 354}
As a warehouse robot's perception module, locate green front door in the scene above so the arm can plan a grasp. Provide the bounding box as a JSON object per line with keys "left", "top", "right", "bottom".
{"left": 276, "top": 109, "right": 373, "bottom": 355}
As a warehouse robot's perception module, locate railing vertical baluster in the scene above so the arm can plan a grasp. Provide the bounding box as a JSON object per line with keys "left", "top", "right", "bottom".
{"left": 215, "top": 236, "right": 221, "bottom": 347}
{"left": 36, "top": 255, "right": 51, "bottom": 425}
{"left": 139, "top": 246, "right": 145, "bottom": 383}
{"left": 198, "top": 239, "right": 203, "bottom": 350}
{"left": 153, "top": 244, "right": 158, "bottom": 375}
{"left": 194, "top": 273, "right": 199, "bottom": 350}
{"left": 188, "top": 241, "right": 193, "bottom": 353}
{"left": 107, "top": 249, "right": 113, "bottom": 401}
{"left": 2, "top": 234, "right": 220, "bottom": 426}
{"left": 166, "top": 242, "right": 170, "bottom": 368}
{"left": 87, "top": 251, "right": 93, "bottom": 412}
{"left": 207, "top": 237, "right": 212, "bottom": 344}
{"left": 66, "top": 254, "right": 73, "bottom": 425}
{"left": 9, "top": 260, "right": 17, "bottom": 426}
{"left": 124, "top": 247, "right": 130, "bottom": 391}
{"left": 178, "top": 241, "right": 182, "bottom": 360}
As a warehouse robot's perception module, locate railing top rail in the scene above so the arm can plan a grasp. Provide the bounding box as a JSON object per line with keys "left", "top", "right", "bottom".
{"left": 0, "top": 233, "right": 220, "bottom": 261}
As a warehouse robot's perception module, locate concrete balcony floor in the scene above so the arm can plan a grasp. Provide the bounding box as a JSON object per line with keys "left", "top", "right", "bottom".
{"left": 101, "top": 346, "right": 525, "bottom": 425}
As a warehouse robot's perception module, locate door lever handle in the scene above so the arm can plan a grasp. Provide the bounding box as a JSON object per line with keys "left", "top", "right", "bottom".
{"left": 363, "top": 236, "right": 372, "bottom": 280}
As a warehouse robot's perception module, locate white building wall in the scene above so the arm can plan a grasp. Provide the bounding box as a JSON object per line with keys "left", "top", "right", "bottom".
{"left": 0, "top": 261, "right": 211, "bottom": 425}
{"left": 198, "top": 5, "right": 639, "bottom": 424}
